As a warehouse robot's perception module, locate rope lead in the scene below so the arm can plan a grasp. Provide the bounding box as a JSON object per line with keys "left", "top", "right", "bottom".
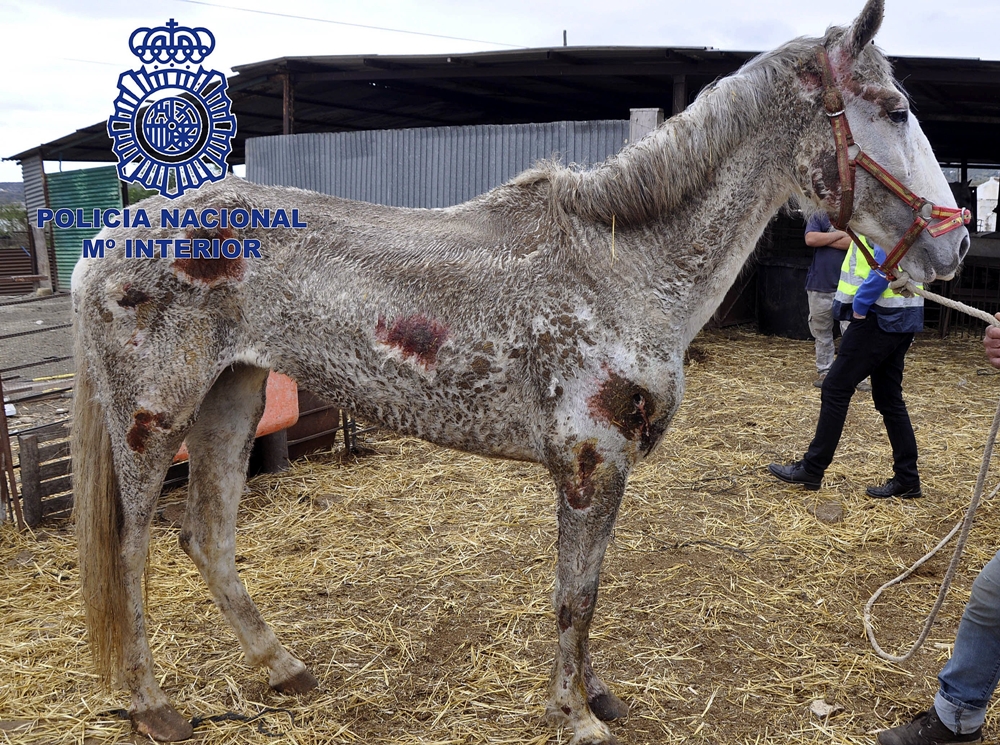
{"left": 863, "top": 275, "right": 1000, "bottom": 663}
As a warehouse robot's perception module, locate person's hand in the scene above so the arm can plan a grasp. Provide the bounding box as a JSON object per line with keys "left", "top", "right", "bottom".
{"left": 853, "top": 312, "right": 866, "bottom": 319}
{"left": 985, "top": 314, "right": 1000, "bottom": 369}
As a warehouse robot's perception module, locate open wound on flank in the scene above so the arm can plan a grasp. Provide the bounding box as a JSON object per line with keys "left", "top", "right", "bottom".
{"left": 173, "top": 227, "right": 246, "bottom": 286}
{"left": 115, "top": 283, "right": 163, "bottom": 346}
{"left": 375, "top": 314, "right": 449, "bottom": 369}
{"left": 127, "top": 408, "right": 172, "bottom": 453}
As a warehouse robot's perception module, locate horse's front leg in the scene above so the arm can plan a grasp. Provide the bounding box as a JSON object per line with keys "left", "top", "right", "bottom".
{"left": 546, "top": 442, "right": 630, "bottom": 745}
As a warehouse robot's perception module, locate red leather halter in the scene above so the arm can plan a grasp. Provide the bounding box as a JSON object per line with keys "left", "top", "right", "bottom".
{"left": 816, "top": 47, "right": 970, "bottom": 280}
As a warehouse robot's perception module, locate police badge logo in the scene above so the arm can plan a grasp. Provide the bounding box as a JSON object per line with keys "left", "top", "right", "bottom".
{"left": 108, "top": 19, "right": 236, "bottom": 199}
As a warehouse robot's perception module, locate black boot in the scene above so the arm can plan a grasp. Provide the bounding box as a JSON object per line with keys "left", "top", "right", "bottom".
{"left": 866, "top": 477, "right": 922, "bottom": 499}
{"left": 767, "top": 461, "right": 821, "bottom": 490}
{"left": 877, "top": 708, "right": 981, "bottom": 745}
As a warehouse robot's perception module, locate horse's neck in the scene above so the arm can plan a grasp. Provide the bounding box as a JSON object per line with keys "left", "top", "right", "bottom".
{"left": 558, "top": 69, "right": 811, "bottom": 344}
{"left": 646, "top": 129, "right": 801, "bottom": 345}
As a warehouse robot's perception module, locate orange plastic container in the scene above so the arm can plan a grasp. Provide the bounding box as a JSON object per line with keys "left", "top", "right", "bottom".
{"left": 173, "top": 372, "right": 298, "bottom": 463}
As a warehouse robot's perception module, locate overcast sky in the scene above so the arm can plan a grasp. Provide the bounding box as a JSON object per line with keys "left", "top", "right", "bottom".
{"left": 1, "top": 0, "right": 995, "bottom": 184}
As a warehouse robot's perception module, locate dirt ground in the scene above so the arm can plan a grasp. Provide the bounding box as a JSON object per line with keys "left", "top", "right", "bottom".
{"left": 3, "top": 327, "right": 1000, "bottom": 745}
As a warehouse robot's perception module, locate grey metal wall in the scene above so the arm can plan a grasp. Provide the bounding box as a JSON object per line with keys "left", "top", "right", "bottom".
{"left": 20, "top": 155, "right": 46, "bottom": 229}
{"left": 246, "top": 120, "right": 629, "bottom": 208}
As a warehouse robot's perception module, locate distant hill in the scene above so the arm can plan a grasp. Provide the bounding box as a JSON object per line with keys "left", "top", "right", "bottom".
{"left": 0, "top": 182, "right": 25, "bottom": 205}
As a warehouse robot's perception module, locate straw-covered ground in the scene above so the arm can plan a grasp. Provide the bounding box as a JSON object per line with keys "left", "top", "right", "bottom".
{"left": 3, "top": 327, "right": 1000, "bottom": 745}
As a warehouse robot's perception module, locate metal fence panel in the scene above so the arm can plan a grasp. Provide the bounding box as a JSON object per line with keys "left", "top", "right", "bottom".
{"left": 0, "top": 241, "right": 34, "bottom": 297}
{"left": 246, "top": 120, "right": 629, "bottom": 208}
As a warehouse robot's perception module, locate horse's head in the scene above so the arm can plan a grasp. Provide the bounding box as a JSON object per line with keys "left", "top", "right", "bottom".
{"left": 794, "top": 0, "right": 970, "bottom": 282}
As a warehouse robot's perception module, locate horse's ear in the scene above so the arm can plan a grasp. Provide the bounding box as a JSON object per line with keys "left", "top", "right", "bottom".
{"left": 847, "top": 0, "right": 884, "bottom": 58}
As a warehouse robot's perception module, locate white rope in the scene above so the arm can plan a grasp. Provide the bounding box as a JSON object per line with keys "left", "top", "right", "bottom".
{"left": 863, "top": 274, "right": 1000, "bottom": 663}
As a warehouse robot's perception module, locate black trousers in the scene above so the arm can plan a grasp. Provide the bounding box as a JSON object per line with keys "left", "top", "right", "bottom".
{"left": 802, "top": 313, "right": 919, "bottom": 485}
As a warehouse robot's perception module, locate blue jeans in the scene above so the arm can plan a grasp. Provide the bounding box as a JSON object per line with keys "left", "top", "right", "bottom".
{"left": 935, "top": 549, "right": 1000, "bottom": 734}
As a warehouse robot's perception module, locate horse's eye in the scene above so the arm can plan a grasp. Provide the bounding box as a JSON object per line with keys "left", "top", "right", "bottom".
{"left": 888, "top": 109, "right": 908, "bottom": 124}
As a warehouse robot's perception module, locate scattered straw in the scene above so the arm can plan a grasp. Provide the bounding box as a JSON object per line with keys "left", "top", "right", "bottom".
{"left": 2, "top": 327, "right": 1000, "bottom": 744}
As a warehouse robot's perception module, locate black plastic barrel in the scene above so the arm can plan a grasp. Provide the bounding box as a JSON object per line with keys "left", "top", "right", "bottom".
{"left": 756, "top": 256, "right": 813, "bottom": 340}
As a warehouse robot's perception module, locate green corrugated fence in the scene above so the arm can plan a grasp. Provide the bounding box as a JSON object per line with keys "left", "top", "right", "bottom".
{"left": 46, "top": 166, "right": 122, "bottom": 290}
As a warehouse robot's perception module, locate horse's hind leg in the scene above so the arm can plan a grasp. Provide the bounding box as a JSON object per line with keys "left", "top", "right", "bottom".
{"left": 546, "top": 444, "right": 630, "bottom": 745}
{"left": 179, "top": 364, "right": 318, "bottom": 694}
{"left": 75, "top": 360, "right": 202, "bottom": 741}
{"left": 120, "top": 453, "right": 196, "bottom": 741}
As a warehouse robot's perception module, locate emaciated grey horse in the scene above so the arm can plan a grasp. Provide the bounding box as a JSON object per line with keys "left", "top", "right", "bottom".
{"left": 71, "top": 1, "right": 969, "bottom": 742}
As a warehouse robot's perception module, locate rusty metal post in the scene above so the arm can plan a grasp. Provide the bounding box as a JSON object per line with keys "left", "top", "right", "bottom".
{"left": 341, "top": 410, "right": 358, "bottom": 455}
{"left": 20, "top": 154, "right": 53, "bottom": 294}
{"left": 0, "top": 375, "right": 26, "bottom": 530}
{"left": 672, "top": 74, "right": 687, "bottom": 116}
{"left": 17, "top": 434, "right": 41, "bottom": 527}
{"left": 282, "top": 72, "right": 295, "bottom": 136}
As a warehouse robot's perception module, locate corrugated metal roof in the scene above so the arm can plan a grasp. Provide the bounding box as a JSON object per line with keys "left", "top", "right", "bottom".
{"left": 8, "top": 46, "right": 1000, "bottom": 167}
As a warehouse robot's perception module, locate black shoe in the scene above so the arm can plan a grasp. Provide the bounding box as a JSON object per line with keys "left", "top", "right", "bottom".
{"left": 767, "top": 461, "right": 821, "bottom": 490}
{"left": 877, "top": 708, "right": 982, "bottom": 745}
{"left": 866, "top": 477, "right": 923, "bottom": 499}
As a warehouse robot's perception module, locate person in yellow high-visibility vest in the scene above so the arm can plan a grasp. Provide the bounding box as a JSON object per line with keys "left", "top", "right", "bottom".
{"left": 768, "top": 234, "right": 923, "bottom": 498}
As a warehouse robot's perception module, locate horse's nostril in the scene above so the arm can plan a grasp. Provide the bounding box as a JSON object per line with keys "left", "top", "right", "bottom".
{"left": 959, "top": 234, "right": 971, "bottom": 262}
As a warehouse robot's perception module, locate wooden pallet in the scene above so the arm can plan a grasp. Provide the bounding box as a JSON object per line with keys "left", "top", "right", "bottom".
{"left": 17, "top": 419, "right": 72, "bottom": 526}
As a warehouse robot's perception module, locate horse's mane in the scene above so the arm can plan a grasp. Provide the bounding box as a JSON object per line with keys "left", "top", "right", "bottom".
{"left": 514, "top": 25, "right": 894, "bottom": 228}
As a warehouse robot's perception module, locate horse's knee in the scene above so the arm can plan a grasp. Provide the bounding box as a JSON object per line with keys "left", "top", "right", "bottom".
{"left": 177, "top": 522, "right": 213, "bottom": 567}
{"left": 555, "top": 583, "right": 599, "bottom": 637}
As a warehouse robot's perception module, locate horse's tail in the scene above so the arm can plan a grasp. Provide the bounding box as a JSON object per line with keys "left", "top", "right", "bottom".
{"left": 72, "top": 331, "right": 127, "bottom": 687}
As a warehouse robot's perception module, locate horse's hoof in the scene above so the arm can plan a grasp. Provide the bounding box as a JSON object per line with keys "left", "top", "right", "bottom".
{"left": 547, "top": 708, "right": 618, "bottom": 745}
{"left": 271, "top": 668, "right": 319, "bottom": 694}
{"left": 589, "top": 691, "right": 629, "bottom": 722}
{"left": 131, "top": 704, "right": 193, "bottom": 742}
{"left": 569, "top": 726, "right": 620, "bottom": 745}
